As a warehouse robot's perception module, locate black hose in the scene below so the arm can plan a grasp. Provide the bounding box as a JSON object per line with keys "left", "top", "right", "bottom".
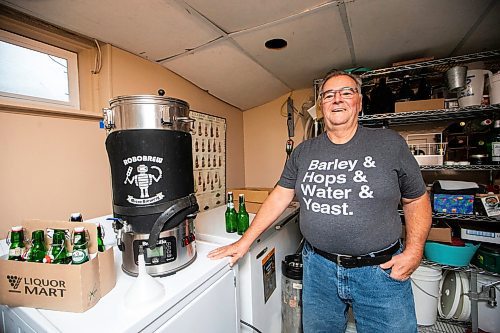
{"left": 240, "top": 320, "right": 263, "bottom": 333}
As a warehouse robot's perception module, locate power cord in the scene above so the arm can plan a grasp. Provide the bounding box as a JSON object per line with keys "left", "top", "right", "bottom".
{"left": 240, "top": 320, "right": 263, "bottom": 333}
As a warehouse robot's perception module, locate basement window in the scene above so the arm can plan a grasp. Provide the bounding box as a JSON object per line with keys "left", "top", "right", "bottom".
{"left": 0, "top": 29, "right": 80, "bottom": 109}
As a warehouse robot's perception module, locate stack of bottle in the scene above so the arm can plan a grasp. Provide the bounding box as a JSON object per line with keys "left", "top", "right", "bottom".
{"left": 225, "top": 192, "right": 249, "bottom": 235}
{"left": 443, "top": 118, "right": 500, "bottom": 164}
{"left": 6, "top": 218, "right": 106, "bottom": 265}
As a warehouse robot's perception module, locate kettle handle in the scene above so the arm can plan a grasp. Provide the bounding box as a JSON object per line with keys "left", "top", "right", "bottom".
{"left": 147, "top": 194, "right": 199, "bottom": 249}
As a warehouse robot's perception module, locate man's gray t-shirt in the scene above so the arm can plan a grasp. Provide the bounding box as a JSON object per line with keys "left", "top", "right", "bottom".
{"left": 278, "top": 126, "right": 426, "bottom": 255}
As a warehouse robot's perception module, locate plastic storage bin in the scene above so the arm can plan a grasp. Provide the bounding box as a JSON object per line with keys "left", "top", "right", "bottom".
{"left": 424, "top": 241, "right": 479, "bottom": 266}
{"left": 472, "top": 244, "right": 500, "bottom": 273}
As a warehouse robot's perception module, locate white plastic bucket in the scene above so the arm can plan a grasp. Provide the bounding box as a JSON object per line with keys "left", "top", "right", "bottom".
{"left": 411, "top": 266, "right": 442, "bottom": 326}
{"left": 477, "top": 274, "right": 500, "bottom": 333}
{"left": 458, "top": 69, "right": 492, "bottom": 107}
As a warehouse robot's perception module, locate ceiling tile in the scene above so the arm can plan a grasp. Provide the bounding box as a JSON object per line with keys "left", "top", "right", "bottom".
{"left": 456, "top": 1, "right": 500, "bottom": 55}
{"left": 347, "top": 0, "right": 497, "bottom": 69}
{"left": 162, "top": 40, "right": 290, "bottom": 110}
{"left": 3, "top": 0, "right": 221, "bottom": 60}
{"left": 183, "top": 0, "right": 328, "bottom": 33}
{"left": 232, "top": 4, "right": 351, "bottom": 89}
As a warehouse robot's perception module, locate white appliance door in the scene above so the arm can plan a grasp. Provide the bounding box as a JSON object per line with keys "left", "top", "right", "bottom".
{"left": 240, "top": 213, "right": 302, "bottom": 333}
{"left": 155, "top": 269, "right": 239, "bottom": 333}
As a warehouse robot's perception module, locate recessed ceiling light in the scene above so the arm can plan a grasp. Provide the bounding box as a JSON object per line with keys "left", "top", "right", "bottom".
{"left": 265, "top": 38, "right": 287, "bottom": 50}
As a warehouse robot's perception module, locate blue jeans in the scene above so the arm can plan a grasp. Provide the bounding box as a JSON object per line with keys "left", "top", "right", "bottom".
{"left": 302, "top": 241, "right": 417, "bottom": 333}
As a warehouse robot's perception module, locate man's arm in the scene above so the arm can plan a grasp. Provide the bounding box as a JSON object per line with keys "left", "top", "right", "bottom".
{"left": 208, "top": 185, "right": 295, "bottom": 266}
{"left": 380, "top": 192, "right": 432, "bottom": 280}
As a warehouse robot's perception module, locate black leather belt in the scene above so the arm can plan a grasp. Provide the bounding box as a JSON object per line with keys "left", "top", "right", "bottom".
{"left": 313, "top": 242, "right": 400, "bottom": 268}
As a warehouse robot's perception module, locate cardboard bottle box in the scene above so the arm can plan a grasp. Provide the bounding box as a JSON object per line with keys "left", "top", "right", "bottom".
{"left": 395, "top": 98, "right": 445, "bottom": 113}
{"left": 229, "top": 187, "right": 274, "bottom": 213}
{"left": 0, "top": 219, "right": 116, "bottom": 312}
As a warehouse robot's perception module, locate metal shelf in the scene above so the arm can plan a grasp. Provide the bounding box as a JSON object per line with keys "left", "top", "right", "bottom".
{"left": 358, "top": 104, "right": 500, "bottom": 127}
{"left": 431, "top": 212, "right": 500, "bottom": 224}
{"left": 417, "top": 212, "right": 500, "bottom": 232}
{"left": 360, "top": 50, "right": 500, "bottom": 79}
{"left": 420, "top": 165, "right": 500, "bottom": 171}
{"left": 421, "top": 259, "right": 500, "bottom": 278}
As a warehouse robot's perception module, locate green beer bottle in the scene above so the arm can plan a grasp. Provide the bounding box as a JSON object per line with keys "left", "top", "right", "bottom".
{"left": 225, "top": 192, "right": 238, "bottom": 233}
{"left": 49, "top": 229, "right": 71, "bottom": 264}
{"left": 488, "top": 120, "right": 500, "bottom": 164}
{"left": 237, "top": 194, "right": 249, "bottom": 235}
{"left": 26, "top": 230, "right": 47, "bottom": 263}
{"left": 8, "top": 226, "right": 26, "bottom": 261}
{"left": 96, "top": 223, "right": 106, "bottom": 252}
{"left": 71, "top": 227, "right": 89, "bottom": 264}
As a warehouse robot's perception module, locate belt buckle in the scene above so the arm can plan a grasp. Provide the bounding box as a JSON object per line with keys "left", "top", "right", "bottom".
{"left": 337, "top": 254, "right": 357, "bottom": 268}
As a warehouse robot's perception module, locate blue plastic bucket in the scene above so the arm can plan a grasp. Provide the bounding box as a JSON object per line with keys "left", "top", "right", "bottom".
{"left": 424, "top": 241, "right": 479, "bottom": 267}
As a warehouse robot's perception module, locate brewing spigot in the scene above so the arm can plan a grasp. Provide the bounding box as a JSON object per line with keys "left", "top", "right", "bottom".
{"left": 483, "top": 280, "right": 499, "bottom": 307}
{"left": 107, "top": 217, "right": 128, "bottom": 252}
{"left": 487, "top": 285, "right": 497, "bottom": 307}
{"left": 466, "top": 279, "right": 500, "bottom": 307}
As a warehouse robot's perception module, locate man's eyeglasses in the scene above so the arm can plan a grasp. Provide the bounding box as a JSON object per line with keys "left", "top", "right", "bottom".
{"left": 320, "top": 87, "right": 358, "bottom": 103}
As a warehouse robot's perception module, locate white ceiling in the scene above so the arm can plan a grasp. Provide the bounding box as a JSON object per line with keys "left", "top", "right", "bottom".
{"left": 2, "top": 0, "right": 500, "bottom": 110}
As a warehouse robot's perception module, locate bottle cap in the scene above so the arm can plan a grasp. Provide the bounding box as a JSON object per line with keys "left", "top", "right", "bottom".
{"left": 70, "top": 212, "right": 83, "bottom": 221}
{"left": 11, "top": 225, "right": 23, "bottom": 231}
{"left": 74, "top": 226, "right": 85, "bottom": 233}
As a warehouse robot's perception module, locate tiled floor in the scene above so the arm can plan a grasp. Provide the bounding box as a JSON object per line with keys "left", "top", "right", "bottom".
{"left": 418, "top": 320, "right": 469, "bottom": 333}
{"left": 344, "top": 320, "right": 469, "bottom": 333}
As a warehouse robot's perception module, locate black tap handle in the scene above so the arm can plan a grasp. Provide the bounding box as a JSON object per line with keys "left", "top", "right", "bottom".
{"left": 158, "top": 89, "right": 165, "bottom": 96}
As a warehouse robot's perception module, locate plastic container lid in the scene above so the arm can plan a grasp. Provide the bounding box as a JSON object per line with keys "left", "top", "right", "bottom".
{"left": 438, "top": 270, "right": 461, "bottom": 319}
{"left": 282, "top": 254, "right": 303, "bottom": 280}
{"left": 453, "top": 272, "right": 471, "bottom": 321}
{"left": 438, "top": 271, "right": 471, "bottom": 321}
{"left": 479, "top": 243, "right": 500, "bottom": 254}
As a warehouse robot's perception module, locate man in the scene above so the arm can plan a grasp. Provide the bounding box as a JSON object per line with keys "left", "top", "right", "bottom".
{"left": 208, "top": 70, "right": 432, "bottom": 332}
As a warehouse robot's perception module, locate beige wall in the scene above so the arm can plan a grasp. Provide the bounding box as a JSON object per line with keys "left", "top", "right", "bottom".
{"left": 0, "top": 112, "right": 110, "bottom": 228}
{"left": 0, "top": 45, "right": 244, "bottom": 235}
{"left": 108, "top": 47, "right": 245, "bottom": 190}
{"left": 243, "top": 88, "right": 313, "bottom": 187}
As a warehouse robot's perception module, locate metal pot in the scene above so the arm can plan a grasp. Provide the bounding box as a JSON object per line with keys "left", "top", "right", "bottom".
{"left": 103, "top": 90, "right": 193, "bottom": 133}
{"left": 103, "top": 90, "right": 199, "bottom": 276}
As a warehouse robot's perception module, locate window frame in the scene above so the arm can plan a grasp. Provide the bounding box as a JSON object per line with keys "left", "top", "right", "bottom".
{"left": 0, "top": 29, "right": 81, "bottom": 110}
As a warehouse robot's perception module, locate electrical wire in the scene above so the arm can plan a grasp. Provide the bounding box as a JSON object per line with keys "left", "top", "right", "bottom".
{"left": 280, "top": 92, "right": 293, "bottom": 117}
{"left": 240, "top": 320, "right": 263, "bottom": 333}
{"left": 91, "top": 39, "right": 102, "bottom": 74}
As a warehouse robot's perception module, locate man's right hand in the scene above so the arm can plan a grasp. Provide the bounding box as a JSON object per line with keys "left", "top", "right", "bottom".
{"left": 207, "top": 240, "right": 251, "bottom": 267}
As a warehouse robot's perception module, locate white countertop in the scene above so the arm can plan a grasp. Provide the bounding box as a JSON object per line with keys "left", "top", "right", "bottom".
{"left": 5, "top": 241, "right": 232, "bottom": 333}
{"left": 195, "top": 202, "right": 300, "bottom": 247}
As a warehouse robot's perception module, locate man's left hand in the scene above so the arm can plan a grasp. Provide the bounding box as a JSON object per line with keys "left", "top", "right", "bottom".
{"left": 379, "top": 250, "right": 422, "bottom": 281}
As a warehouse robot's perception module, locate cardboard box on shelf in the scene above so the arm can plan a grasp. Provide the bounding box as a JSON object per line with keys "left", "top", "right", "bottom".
{"left": 392, "top": 57, "right": 435, "bottom": 67}
{"left": 402, "top": 224, "right": 452, "bottom": 243}
{"left": 230, "top": 188, "right": 274, "bottom": 214}
{"left": 395, "top": 99, "right": 445, "bottom": 113}
{"left": 0, "top": 220, "right": 116, "bottom": 312}
{"left": 427, "top": 225, "right": 453, "bottom": 243}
